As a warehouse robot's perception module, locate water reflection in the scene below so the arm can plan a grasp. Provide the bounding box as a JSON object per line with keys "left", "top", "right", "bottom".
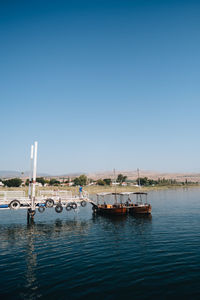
{"left": 0, "top": 220, "right": 91, "bottom": 246}
{"left": 0, "top": 219, "right": 91, "bottom": 299}
{"left": 23, "top": 224, "right": 40, "bottom": 300}
{"left": 92, "top": 213, "right": 152, "bottom": 238}
{"left": 0, "top": 214, "right": 153, "bottom": 299}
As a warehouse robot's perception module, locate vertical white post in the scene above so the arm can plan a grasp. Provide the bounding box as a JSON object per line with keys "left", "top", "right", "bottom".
{"left": 31, "top": 141, "right": 38, "bottom": 210}
{"left": 28, "top": 145, "right": 34, "bottom": 199}
{"left": 113, "top": 168, "right": 117, "bottom": 203}
{"left": 137, "top": 168, "right": 141, "bottom": 189}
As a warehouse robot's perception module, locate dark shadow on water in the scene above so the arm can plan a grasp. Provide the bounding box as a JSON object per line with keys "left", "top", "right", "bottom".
{"left": 92, "top": 212, "right": 152, "bottom": 223}
{"left": 0, "top": 219, "right": 91, "bottom": 247}
{"left": 0, "top": 219, "right": 91, "bottom": 299}
{"left": 130, "top": 214, "right": 152, "bottom": 221}
{"left": 0, "top": 214, "right": 153, "bottom": 299}
{"left": 92, "top": 212, "right": 128, "bottom": 222}
{"left": 91, "top": 212, "right": 152, "bottom": 238}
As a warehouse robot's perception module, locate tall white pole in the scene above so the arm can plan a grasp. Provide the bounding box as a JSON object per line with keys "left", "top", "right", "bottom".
{"left": 31, "top": 141, "right": 38, "bottom": 210}
{"left": 28, "top": 145, "right": 34, "bottom": 199}
{"left": 114, "top": 168, "right": 117, "bottom": 203}
{"left": 137, "top": 168, "right": 141, "bottom": 189}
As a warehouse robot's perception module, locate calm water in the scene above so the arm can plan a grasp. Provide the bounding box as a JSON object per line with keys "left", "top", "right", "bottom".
{"left": 1, "top": 188, "right": 200, "bottom": 300}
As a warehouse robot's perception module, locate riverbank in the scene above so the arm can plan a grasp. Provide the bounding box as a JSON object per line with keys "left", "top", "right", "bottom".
{"left": 81, "top": 184, "right": 200, "bottom": 194}
{"left": 0, "top": 184, "right": 200, "bottom": 195}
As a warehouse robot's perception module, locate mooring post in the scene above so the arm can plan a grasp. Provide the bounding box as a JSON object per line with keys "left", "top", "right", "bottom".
{"left": 27, "top": 208, "right": 35, "bottom": 224}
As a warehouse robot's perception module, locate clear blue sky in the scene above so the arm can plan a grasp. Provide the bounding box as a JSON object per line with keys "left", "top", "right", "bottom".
{"left": 0, "top": 0, "right": 200, "bottom": 174}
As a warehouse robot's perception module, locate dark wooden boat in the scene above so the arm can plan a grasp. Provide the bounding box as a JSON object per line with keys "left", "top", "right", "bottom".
{"left": 91, "top": 192, "right": 152, "bottom": 216}
{"left": 128, "top": 192, "right": 152, "bottom": 214}
{"left": 92, "top": 193, "right": 127, "bottom": 215}
{"left": 128, "top": 203, "right": 152, "bottom": 214}
{"left": 95, "top": 203, "right": 127, "bottom": 215}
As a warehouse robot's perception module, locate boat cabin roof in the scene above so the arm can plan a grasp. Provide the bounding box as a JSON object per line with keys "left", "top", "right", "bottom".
{"left": 97, "top": 192, "right": 146, "bottom": 196}
{"left": 134, "top": 192, "right": 148, "bottom": 195}
{"left": 119, "top": 192, "right": 135, "bottom": 195}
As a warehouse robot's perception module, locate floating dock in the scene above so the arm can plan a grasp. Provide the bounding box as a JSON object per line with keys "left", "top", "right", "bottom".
{"left": 0, "top": 141, "right": 94, "bottom": 223}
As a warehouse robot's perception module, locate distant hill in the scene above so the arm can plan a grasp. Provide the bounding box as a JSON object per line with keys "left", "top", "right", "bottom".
{"left": 0, "top": 171, "right": 24, "bottom": 178}
{"left": 58, "top": 172, "right": 85, "bottom": 177}
{"left": 87, "top": 170, "right": 200, "bottom": 183}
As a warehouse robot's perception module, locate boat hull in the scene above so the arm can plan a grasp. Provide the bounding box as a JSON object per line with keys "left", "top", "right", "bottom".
{"left": 128, "top": 204, "right": 152, "bottom": 214}
{"left": 96, "top": 206, "right": 127, "bottom": 215}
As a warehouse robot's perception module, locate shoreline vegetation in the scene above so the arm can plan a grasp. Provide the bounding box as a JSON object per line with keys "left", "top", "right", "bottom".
{"left": 0, "top": 183, "right": 200, "bottom": 195}
{"left": 0, "top": 174, "right": 200, "bottom": 195}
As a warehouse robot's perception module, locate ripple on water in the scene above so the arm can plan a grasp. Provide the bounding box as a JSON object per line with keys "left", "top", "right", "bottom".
{"left": 1, "top": 189, "right": 200, "bottom": 299}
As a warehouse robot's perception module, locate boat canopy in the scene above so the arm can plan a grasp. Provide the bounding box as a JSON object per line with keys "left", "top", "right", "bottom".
{"left": 119, "top": 192, "right": 135, "bottom": 195}
{"left": 97, "top": 192, "right": 147, "bottom": 196}
{"left": 97, "top": 192, "right": 136, "bottom": 196}
{"left": 97, "top": 192, "right": 139, "bottom": 197}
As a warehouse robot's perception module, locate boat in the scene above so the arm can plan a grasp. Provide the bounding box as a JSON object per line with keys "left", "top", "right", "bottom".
{"left": 127, "top": 192, "right": 152, "bottom": 214}
{"left": 91, "top": 191, "right": 151, "bottom": 215}
{"left": 92, "top": 192, "right": 127, "bottom": 215}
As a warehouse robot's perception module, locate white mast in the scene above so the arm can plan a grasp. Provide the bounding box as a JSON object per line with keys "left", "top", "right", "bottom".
{"left": 114, "top": 168, "right": 117, "bottom": 203}
{"left": 28, "top": 145, "right": 34, "bottom": 199}
{"left": 31, "top": 141, "right": 38, "bottom": 210}
{"left": 137, "top": 168, "right": 141, "bottom": 189}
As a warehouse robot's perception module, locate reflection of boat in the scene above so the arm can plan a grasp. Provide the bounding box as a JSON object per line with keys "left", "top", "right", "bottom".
{"left": 128, "top": 192, "right": 152, "bottom": 215}
{"left": 91, "top": 192, "right": 151, "bottom": 215}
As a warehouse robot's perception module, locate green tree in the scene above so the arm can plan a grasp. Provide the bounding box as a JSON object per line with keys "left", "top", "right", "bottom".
{"left": 97, "top": 179, "right": 105, "bottom": 186}
{"left": 78, "top": 175, "right": 87, "bottom": 186}
{"left": 36, "top": 177, "right": 46, "bottom": 186}
{"left": 73, "top": 177, "right": 80, "bottom": 186}
{"left": 148, "top": 179, "right": 158, "bottom": 185}
{"left": 103, "top": 178, "right": 112, "bottom": 185}
{"left": 73, "top": 175, "right": 88, "bottom": 186}
{"left": 137, "top": 177, "right": 148, "bottom": 186}
{"left": 117, "top": 174, "right": 127, "bottom": 184}
{"left": 3, "top": 178, "right": 22, "bottom": 187}
{"left": 49, "top": 178, "right": 60, "bottom": 186}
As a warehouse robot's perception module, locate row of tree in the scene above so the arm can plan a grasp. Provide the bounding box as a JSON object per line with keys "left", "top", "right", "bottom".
{"left": 73, "top": 174, "right": 127, "bottom": 186}
{"left": 1, "top": 178, "right": 22, "bottom": 187}
{"left": 0, "top": 176, "right": 193, "bottom": 187}
{"left": 0, "top": 177, "right": 61, "bottom": 187}
{"left": 25, "top": 178, "right": 61, "bottom": 186}
{"left": 137, "top": 177, "right": 193, "bottom": 186}
{"left": 0, "top": 173, "right": 128, "bottom": 187}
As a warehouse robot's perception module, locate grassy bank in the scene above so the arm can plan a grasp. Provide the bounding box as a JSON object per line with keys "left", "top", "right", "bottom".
{"left": 0, "top": 184, "right": 200, "bottom": 196}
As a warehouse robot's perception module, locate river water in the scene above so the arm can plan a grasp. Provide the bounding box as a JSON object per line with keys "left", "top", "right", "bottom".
{"left": 0, "top": 188, "right": 200, "bottom": 299}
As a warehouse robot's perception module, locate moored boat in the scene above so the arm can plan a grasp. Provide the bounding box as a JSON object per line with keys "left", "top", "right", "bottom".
{"left": 91, "top": 192, "right": 152, "bottom": 216}
{"left": 95, "top": 203, "right": 127, "bottom": 215}
{"left": 92, "top": 192, "right": 127, "bottom": 215}
{"left": 128, "top": 192, "right": 152, "bottom": 214}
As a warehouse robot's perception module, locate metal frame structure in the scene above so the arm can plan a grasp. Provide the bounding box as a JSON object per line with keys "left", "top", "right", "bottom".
{"left": 0, "top": 142, "right": 91, "bottom": 222}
